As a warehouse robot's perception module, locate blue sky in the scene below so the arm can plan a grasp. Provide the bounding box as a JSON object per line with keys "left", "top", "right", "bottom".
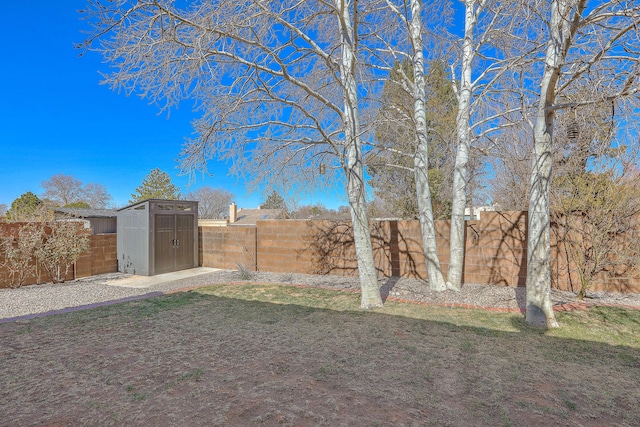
{"left": 0, "top": 1, "right": 346, "bottom": 210}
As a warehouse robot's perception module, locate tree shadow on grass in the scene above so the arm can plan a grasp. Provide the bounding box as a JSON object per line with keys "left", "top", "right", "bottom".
{"left": 3, "top": 291, "right": 640, "bottom": 426}
{"left": 515, "top": 286, "right": 527, "bottom": 313}
{"left": 379, "top": 276, "right": 400, "bottom": 303}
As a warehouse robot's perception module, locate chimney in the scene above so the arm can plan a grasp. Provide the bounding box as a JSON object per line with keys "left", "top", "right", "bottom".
{"left": 229, "top": 202, "right": 238, "bottom": 223}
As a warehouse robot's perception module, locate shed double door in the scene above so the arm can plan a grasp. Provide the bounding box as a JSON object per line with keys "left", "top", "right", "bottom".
{"left": 154, "top": 214, "right": 195, "bottom": 275}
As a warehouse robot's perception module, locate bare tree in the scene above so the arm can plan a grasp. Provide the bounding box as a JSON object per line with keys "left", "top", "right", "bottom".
{"left": 82, "top": 0, "right": 384, "bottom": 308}
{"left": 338, "top": 0, "right": 384, "bottom": 308}
{"left": 489, "top": 87, "right": 620, "bottom": 210}
{"left": 84, "top": 183, "right": 112, "bottom": 209}
{"left": 186, "top": 186, "right": 233, "bottom": 219}
{"left": 42, "top": 174, "right": 84, "bottom": 206}
{"left": 371, "top": 0, "right": 454, "bottom": 290}
{"left": 406, "top": 0, "right": 449, "bottom": 290}
{"left": 448, "top": 0, "right": 490, "bottom": 291}
{"left": 526, "top": 0, "right": 640, "bottom": 327}
{"left": 41, "top": 174, "right": 112, "bottom": 208}
{"left": 487, "top": 126, "right": 533, "bottom": 210}
{"left": 373, "top": 0, "right": 532, "bottom": 291}
{"left": 442, "top": 0, "right": 541, "bottom": 291}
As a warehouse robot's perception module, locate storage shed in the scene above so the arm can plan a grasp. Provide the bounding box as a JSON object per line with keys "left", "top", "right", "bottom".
{"left": 117, "top": 199, "right": 198, "bottom": 276}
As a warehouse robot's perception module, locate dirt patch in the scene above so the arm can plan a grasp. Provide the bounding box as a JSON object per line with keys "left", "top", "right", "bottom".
{"left": 1, "top": 290, "right": 639, "bottom": 426}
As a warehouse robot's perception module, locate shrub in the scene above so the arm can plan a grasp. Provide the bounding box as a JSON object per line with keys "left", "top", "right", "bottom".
{"left": 0, "top": 223, "right": 42, "bottom": 288}
{"left": 34, "top": 222, "right": 90, "bottom": 284}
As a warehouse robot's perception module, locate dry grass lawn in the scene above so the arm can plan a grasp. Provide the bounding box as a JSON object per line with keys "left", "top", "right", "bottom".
{"left": 1, "top": 283, "right": 640, "bottom": 426}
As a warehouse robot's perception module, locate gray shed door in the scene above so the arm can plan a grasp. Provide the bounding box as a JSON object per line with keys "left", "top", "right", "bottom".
{"left": 154, "top": 214, "right": 195, "bottom": 274}
{"left": 176, "top": 215, "right": 195, "bottom": 270}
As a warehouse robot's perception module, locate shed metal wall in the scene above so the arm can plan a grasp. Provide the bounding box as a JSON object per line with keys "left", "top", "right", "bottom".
{"left": 117, "top": 202, "right": 150, "bottom": 275}
{"left": 91, "top": 218, "right": 117, "bottom": 234}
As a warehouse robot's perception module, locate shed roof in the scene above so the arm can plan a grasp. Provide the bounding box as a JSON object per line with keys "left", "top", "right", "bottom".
{"left": 117, "top": 199, "right": 199, "bottom": 212}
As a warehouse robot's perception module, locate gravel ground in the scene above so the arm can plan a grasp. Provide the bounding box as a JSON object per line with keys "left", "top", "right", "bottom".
{"left": 2, "top": 269, "right": 640, "bottom": 321}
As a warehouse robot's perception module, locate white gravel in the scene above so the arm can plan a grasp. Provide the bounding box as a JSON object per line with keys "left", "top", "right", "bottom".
{"left": 2, "top": 269, "right": 640, "bottom": 322}
{"left": 0, "top": 271, "right": 228, "bottom": 321}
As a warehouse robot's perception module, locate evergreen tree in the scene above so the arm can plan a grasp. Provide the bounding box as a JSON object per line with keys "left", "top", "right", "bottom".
{"left": 130, "top": 168, "right": 181, "bottom": 203}
{"left": 261, "top": 191, "right": 288, "bottom": 212}
{"left": 7, "top": 192, "right": 43, "bottom": 221}
{"left": 368, "top": 60, "right": 457, "bottom": 219}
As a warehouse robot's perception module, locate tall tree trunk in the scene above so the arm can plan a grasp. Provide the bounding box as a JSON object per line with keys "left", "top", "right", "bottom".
{"left": 447, "top": 0, "right": 476, "bottom": 292}
{"left": 409, "top": 0, "right": 446, "bottom": 291}
{"left": 526, "top": 0, "right": 584, "bottom": 327}
{"left": 527, "top": 108, "right": 558, "bottom": 327}
{"left": 337, "top": 0, "right": 383, "bottom": 309}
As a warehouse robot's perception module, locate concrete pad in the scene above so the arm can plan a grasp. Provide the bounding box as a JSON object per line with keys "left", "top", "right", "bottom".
{"left": 105, "top": 267, "right": 221, "bottom": 289}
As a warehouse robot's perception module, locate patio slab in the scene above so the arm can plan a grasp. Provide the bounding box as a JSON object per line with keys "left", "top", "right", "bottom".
{"left": 105, "top": 267, "right": 221, "bottom": 289}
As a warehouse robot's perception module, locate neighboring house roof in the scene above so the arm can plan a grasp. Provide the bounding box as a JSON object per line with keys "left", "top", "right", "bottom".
{"left": 54, "top": 208, "right": 118, "bottom": 219}
{"left": 233, "top": 209, "right": 288, "bottom": 225}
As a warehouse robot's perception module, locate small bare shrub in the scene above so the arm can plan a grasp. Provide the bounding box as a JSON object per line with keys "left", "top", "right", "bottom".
{"left": 35, "top": 221, "right": 90, "bottom": 284}
{"left": 236, "top": 262, "right": 255, "bottom": 281}
{"left": 0, "top": 223, "right": 42, "bottom": 288}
